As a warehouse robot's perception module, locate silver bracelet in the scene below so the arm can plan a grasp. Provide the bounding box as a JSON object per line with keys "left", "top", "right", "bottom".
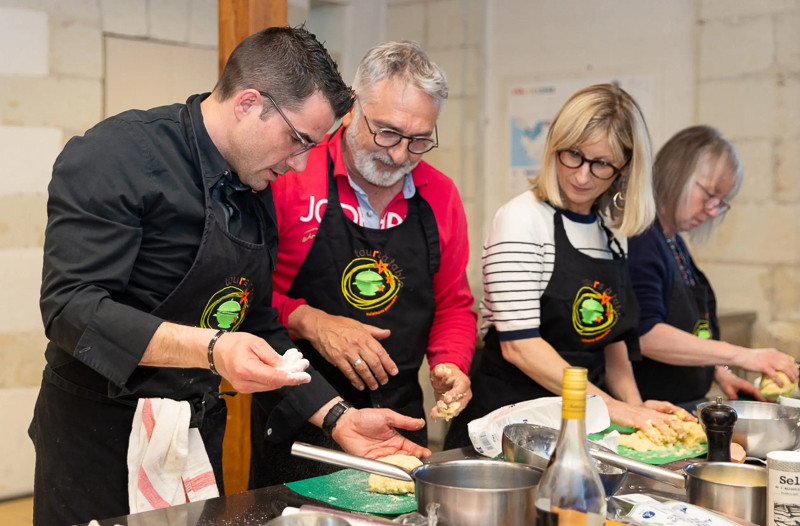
{"left": 208, "top": 329, "right": 226, "bottom": 375}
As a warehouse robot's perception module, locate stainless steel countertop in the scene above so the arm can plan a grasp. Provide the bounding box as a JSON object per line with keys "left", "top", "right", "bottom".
{"left": 78, "top": 447, "right": 693, "bottom": 526}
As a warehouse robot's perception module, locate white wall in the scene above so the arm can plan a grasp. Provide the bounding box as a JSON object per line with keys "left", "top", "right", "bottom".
{"left": 483, "top": 0, "right": 696, "bottom": 237}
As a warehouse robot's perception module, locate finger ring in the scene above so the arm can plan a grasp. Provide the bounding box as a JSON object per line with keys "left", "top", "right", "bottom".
{"left": 352, "top": 358, "right": 363, "bottom": 368}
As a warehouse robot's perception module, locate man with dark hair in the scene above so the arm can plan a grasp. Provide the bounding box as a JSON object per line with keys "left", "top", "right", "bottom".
{"left": 32, "top": 26, "right": 425, "bottom": 526}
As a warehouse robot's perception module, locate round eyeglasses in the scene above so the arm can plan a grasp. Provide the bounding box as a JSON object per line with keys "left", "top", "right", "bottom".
{"left": 357, "top": 99, "right": 438, "bottom": 155}
{"left": 695, "top": 181, "right": 731, "bottom": 213}
{"left": 557, "top": 149, "right": 627, "bottom": 180}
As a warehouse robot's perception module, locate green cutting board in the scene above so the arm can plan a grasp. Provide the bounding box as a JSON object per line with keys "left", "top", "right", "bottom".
{"left": 286, "top": 468, "right": 416, "bottom": 515}
{"left": 589, "top": 424, "right": 707, "bottom": 465}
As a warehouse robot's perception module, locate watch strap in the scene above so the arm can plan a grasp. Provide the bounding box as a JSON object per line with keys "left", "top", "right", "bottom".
{"left": 322, "top": 401, "right": 353, "bottom": 437}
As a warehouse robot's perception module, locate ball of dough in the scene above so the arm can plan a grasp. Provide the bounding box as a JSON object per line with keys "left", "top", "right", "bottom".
{"left": 432, "top": 400, "right": 461, "bottom": 421}
{"left": 759, "top": 372, "right": 798, "bottom": 398}
{"left": 367, "top": 454, "right": 422, "bottom": 495}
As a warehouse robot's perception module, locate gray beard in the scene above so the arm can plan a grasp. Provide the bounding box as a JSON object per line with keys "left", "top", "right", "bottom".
{"left": 352, "top": 149, "right": 416, "bottom": 187}
{"left": 345, "top": 122, "right": 418, "bottom": 187}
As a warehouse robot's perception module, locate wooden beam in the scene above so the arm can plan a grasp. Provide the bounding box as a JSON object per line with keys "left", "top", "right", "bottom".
{"left": 219, "top": 0, "right": 288, "bottom": 75}
{"left": 217, "top": 0, "right": 287, "bottom": 495}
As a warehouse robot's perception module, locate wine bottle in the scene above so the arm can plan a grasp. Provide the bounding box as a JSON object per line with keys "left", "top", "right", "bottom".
{"left": 534, "top": 367, "right": 606, "bottom": 526}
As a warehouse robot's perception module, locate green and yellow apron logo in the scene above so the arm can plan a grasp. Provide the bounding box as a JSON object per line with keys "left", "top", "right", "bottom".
{"left": 693, "top": 319, "right": 711, "bottom": 339}
{"left": 341, "top": 250, "right": 404, "bottom": 316}
{"left": 201, "top": 277, "right": 253, "bottom": 330}
{"left": 572, "top": 281, "right": 621, "bottom": 343}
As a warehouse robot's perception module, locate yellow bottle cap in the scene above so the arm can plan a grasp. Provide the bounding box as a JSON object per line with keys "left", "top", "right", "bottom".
{"left": 562, "top": 366, "right": 587, "bottom": 419}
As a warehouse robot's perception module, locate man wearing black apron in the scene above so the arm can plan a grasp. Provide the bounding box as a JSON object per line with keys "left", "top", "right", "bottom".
{"left": 31, "top": 28, "right": 356, "bottom": 526}
{"left": 250, "top": 42, "right": 477, "bottom": 488}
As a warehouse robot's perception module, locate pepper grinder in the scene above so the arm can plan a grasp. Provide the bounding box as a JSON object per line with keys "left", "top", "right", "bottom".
{"left": 700, "top": 396, "right": 737, "bottom": 462}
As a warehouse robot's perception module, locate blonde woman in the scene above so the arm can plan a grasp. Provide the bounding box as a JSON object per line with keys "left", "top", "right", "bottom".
{"left": 446, "top": 84, "right": 691, "bottom": 449}
{"left": 629, "top": 125, "right": 798, "bottom": 411}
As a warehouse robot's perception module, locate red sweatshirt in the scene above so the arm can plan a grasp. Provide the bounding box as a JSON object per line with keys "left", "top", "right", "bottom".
{"left": 271, "top": 127, "right": 477, "bottom": 374}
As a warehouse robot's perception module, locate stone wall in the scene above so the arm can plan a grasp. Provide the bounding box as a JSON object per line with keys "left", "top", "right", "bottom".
{"left": 692, "top": 0, "right": 800, "bottom": 360}
{"left": 0, "top": 0, "right": 216, "bottom": 498}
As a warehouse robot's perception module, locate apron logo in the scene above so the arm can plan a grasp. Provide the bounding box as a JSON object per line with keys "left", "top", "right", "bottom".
{"left": 572, "top": 280, "right": 621, "bottom": 342}
{"left": 693, "top": 319, "right": 712, "bottom": 339}
{"left": 341, "top": 250, "right": 404, "bottom": 315}
{"left": 201, "top": 276, "right": 253, "bottom": 331}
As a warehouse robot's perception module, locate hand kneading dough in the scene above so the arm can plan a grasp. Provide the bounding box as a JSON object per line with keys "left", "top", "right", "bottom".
{"left": 759, "top": 372, "right": 798, "bottom": 398}
{"left": 367, "top": 454, "right": 423, "bottom": 495}
{"left": 432, "top": 399, "right": 461, "bottom": 421}
{"left": 618, "top": 419, "right": 706, "bottom": 452}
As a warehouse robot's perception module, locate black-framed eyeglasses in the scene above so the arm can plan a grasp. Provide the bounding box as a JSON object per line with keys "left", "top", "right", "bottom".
{"left": 357, "top": 99, "right": 438, "bottom": 154}
{"left": 695, "top": 181, "right": 732, "bottom": 213}
{"left": 557, "top": 148, "right": 627, "bottom": 180}
{"left": 258, "top": 91, "right": 317, "bottom": 157}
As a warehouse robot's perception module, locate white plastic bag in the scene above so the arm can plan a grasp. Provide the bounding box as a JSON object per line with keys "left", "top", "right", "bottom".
{"left": 466, "top": 395, "right": 611, "bottom": 457}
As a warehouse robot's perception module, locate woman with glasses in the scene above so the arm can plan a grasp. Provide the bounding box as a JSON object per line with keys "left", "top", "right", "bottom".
{"left": 445, "top": 84, "right": 692, "bottom": 450}
{"left": 628, "top": 125, "right": 798, "bottom": 411}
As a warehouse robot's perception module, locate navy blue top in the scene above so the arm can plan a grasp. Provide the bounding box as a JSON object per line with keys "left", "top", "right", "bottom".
{"left": 628, "top": 225, "right": 695, "bottom": 336}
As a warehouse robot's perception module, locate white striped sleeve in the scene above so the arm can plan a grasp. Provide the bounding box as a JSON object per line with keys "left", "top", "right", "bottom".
{"left": 480, "top": 194, "right": 554, "bottom": 337}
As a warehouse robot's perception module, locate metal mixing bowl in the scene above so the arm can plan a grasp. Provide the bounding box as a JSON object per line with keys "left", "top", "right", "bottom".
{"left": 697, "top": 400, "right": 800, "bottom": 459}
{"left": 502, "top": 423, "right": 627, "bottom": 495}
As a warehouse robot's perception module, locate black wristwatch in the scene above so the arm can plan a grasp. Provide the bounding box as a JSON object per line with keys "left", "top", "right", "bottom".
{"left": 322, "top": 400, "right": 353, "bottom": 437}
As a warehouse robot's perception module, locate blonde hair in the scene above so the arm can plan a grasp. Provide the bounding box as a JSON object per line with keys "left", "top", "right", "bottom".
{"left": 532, "top": 83, "right": 655, "bottom": 237}
{"left": 654, "top": 125, "right": 743, "bottom": 242}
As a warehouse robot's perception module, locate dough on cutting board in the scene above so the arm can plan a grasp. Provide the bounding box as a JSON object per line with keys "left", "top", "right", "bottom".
{"left": 618, "top": 420, "right": 706, "bottom": 452}
{"left": 759, "top": 372, "right": 798, "bottom": 398}
{"left": 367, "top": 455, "right": 423, "bottom": 495}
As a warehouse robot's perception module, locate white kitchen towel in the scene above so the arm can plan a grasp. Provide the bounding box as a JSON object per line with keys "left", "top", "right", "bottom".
{"left": 127, "top": 398, "right": 219, "bottom": 513}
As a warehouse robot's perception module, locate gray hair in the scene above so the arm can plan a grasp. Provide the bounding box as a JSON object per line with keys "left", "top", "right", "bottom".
{"left": 654, "top": 125, "right": 743, "bottom": 242}
{"left": 353, "top": 41, "right": 448, "bottom": 107}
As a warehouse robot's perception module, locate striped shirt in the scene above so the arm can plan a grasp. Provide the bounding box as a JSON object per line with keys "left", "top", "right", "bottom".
{"left": 480, "top": 191, "right": 626, "bottom": 340}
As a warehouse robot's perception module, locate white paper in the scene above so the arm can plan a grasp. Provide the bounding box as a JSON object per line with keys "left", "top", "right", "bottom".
{"left": 466, "top": 395, "right": 610, "bottom": 457}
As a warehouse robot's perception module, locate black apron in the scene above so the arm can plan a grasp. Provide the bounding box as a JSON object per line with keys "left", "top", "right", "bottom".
{"left": 29, "top": 105, "right": 275, "bottom": 526}
{"left": 633, "top": 232, "right": 718, "bottom": 406}
{"left": 445, "top": 207, "right": 640, "bottom": 449}
{"left": 250, "top": 147, "right": 440, "bottom": 487}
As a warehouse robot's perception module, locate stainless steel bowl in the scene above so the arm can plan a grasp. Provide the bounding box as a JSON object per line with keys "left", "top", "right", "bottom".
{"left": 697, "top": 400, "right": 800, "bottom": 459}
{"left": 502, "top": 423, "right": 627, "bottom": 495}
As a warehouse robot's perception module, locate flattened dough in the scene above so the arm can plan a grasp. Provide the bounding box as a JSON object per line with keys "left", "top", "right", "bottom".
{"left": 618, "top": 420, "right": 706, "bottom": 452}
{"left": 367, "top": 454, "right": 423, "bottom": 495}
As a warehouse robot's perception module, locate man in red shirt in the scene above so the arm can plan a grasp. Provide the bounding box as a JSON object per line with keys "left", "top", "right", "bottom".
{"left": 250, "top": 41, "right": 477, "bottom": 487}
